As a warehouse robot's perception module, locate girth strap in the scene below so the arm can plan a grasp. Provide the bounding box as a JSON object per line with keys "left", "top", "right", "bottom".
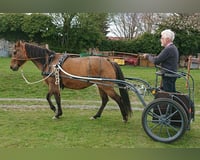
{"left": 87, "top": 56, "right": 102, "bottom": 78}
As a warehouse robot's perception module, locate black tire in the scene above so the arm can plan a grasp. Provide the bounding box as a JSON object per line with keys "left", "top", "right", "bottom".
{"left": 142, "top": 98, "right": 188, "bottom": 143}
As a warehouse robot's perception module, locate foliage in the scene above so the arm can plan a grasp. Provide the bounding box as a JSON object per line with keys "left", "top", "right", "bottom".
{"left": 158, "top": 13, "right": 200, "bottom": 55}
{"left": 1, "top": 13, "right": 200, "bottom": 56}
{"left": 99, "top": 40, "right": 127, "bottom": 52}
{"left": 159, "top": 13, "right": 200, "bottom": 32}
{"left": 45, "top": 13, "right": 109, "bottom": 53}
{"left": 0, "top": 13, "right": 57, "bottom": 44}
{"left": 65, "top": 13, "right": 108, "bottom": 53}
{"left": 101, "top": 13, "right": 200, "bottom": 56}
{"left": 108, "top": 13, "right": 165, "bottom": 39}
{"left": 21, "top": 13, "right": 57, "bottom": 43}
{"left": 99, "top": 33, "right": 162, "bottom": 54}
{"left": 0, "top": 13, "right": 109, "bottom": 53}
{"left": 131, "top": 32, "right": 161, "bottom": 54}
{"left": 0, "top": 13, "right": 28, "bottom": 41}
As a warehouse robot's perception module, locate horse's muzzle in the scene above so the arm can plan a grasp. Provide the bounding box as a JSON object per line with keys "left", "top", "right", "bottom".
{"left": 10, "top": 65, "right": 19, "bottom": 71}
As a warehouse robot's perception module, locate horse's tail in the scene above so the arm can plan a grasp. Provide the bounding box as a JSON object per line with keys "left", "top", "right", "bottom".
{"left": 111, "top": 62, "right": 132, "bottom": 117}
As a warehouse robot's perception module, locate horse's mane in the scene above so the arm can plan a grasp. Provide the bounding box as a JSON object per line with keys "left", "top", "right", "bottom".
{"left": 25, "top": 43, "right": 56, "bottom": 65}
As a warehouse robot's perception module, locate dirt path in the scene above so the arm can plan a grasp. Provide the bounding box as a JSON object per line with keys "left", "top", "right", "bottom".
{"left": 0, "top": 98, "right": 143, "bottom": 110}
{"left": 0, "top": 98, "right": 199, "bottom": 114}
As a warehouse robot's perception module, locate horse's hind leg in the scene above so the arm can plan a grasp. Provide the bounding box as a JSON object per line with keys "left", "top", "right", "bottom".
{"left": 106, "top": 89, "right": 128, "bottom": 122}
{"left": 91, "top": 87, "right": 109, "bottom": 119}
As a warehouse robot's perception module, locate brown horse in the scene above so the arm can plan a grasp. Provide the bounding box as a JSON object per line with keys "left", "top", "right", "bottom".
{"left": 10, "top": 41, "right": 132, "bottom": 122}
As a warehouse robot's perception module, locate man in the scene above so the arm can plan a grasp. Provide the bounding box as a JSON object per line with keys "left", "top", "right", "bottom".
{"left": 143, "top": 29, "right": 179, "bottom": 92}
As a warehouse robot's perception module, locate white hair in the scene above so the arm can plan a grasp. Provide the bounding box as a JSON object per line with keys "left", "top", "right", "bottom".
{"left": 161, "top": 29, "right": 175, "bottom": 41}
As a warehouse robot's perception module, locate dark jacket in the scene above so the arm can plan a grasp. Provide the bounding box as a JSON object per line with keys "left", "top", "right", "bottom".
{"left": 147, "top": 44, "right": 179, "bottom": 72}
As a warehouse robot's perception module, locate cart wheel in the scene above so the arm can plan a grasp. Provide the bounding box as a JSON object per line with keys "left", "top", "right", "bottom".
{"left": 142, "top": 98, "right": 188, "bottom": 143}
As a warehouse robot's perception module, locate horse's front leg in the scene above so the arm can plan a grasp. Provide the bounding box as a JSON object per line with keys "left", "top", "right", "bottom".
{"left": 53, "top": 92, "right": 62, "bottom": 119}
{"left": 46, "top": 92, "right": 56, "bottom": 112}
{"left": 46, "top": 91, "right": 62, "bottom": 119}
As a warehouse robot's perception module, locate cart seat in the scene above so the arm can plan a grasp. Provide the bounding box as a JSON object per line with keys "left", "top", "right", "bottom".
{"left": 156, "top": 71, "right": 181, "bottom": 78}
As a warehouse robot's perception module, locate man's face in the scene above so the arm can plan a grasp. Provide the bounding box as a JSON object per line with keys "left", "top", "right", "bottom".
{"left": 160, "top": 36, "right": 168, "bottom": 47}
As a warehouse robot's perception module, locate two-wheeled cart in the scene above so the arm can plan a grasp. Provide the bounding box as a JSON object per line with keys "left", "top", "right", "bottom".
{"left": 140, "top": 66, "right": 195, "bottom": 143}
{"left": 57, "top": 64, "right": 195, "bottom": 143}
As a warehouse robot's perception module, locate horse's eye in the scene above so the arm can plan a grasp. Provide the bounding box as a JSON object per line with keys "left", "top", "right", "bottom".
{"left": 13, "top": 50, "right": 17, "bottom": 55}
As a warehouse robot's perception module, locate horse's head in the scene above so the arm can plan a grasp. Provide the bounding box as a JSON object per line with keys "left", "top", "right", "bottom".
{"left": 10, "top": 41, "right": 28, "bottom": 71}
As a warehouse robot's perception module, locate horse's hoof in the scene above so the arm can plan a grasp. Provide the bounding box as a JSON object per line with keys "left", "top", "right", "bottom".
{"left": 52, "top": 116, "right": 59, "bottom": 120}
{"left": 90, "top": 116, "right": 96, "bottom": 120}
{"left": 122, "top": 119, "right": 128, "bottom": 123}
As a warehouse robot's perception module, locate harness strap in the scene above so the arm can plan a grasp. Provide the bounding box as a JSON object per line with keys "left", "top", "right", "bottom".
{"left": 87, "top": 57, "right": 102, "bottom": 78}
{"left": 41, "top": 53, "right": 69, "bottom": 76}
{"left": 42, "top": 54, "right": 55, "bottom": 75}
{"left": 98, "top": 58, "right": 102, "bottom": 77}
{"left": 88, "top": 57, "right": 91, "bottom": 77}
{"left": 58, "top": 53, "right": 69, "bottom": 66}
{"left": 57, "top": 53, "right": 69, "bottom": 89}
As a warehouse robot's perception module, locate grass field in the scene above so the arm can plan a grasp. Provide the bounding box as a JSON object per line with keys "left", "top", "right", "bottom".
{"left": 0, "top": 57, "right": 200, "bottom": 148}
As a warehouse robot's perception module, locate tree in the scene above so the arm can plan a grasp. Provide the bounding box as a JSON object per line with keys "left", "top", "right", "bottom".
{"left": 0, "top": 13, "right": 28, "bottom": 41}
{"left": 71, "top": 13, "right": 108, "bottom": 50}
{"left": 50, "top": 13, "right": 109, "bottom": 53}
{"left": 159, "top": 13, "right": 200, "bottom": 32}
{"left": 158, "top": 13, "right": 200, "bottom": 55}
{"left": 21, "top": 13, "right": 56, "bottom": 43}
{"left": 0, "top": 13, "right": 57, "bottom": 43}
{"left": 108, "top": 13, "right": 169, "bottom": 39}
{"left": 49, "top": 13, "right": 77, "bottom": 49}
{"left": 108, "top": 13, "right": 139, "bottom": 39}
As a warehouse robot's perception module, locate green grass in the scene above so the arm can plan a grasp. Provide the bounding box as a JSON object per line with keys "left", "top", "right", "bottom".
{"left": 2, "top": 57, "right": 200, "bottom": 103}
{"left": 0, "top": 108, "right": 200, "bottom": 148}
{"left": 1, "top": 57, "right": 200, "bottom": 148}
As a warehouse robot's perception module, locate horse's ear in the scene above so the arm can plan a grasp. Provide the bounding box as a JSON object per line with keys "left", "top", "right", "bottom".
{"left": 21, "top": 41, "right": 26, "bottom": 50}
{"left": 16, "top": 40, "right": 21, "bottom": 47}
{"left": 16, "top": 40, "right": 25, "bottom": 48}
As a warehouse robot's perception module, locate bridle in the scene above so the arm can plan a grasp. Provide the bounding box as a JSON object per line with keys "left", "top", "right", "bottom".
{"left": 11, "top": 56, "right": 46, "bottom": 61}
{"left": 11, "top": 44, "right": 47, "bottom": 61}
{"left": 12, "top": 47, "right": 59, "bottom": 86}
{"left": 11, "top": 55, "right": 46, "bottom": 61}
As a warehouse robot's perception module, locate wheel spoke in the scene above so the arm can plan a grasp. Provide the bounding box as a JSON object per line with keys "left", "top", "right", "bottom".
{"left": 165, "top": 125, "right": 171, "bottom": 137}
{"left": 158, "top": 124, "right": 164, "bottom": 136}
{"left": 166, "top": 110, "right": 179, "bottom": 120}
{"left": 166, "top": 123, "right": 179, "bottom": 132}
{"left": 157, "top": 104, "right": 163, "bottom": 116}
{"left": 169, "top": 119, "right": 183, "bottom": 123}
{"left": 147, "top": 110, "right": 160, "bottom": 119}
{"left": 149, "top": 121, "right": 162, "bottom": 131}
{"left": 165, "top": 104, "right": 171, "bottom": 115}
{"left": 148, "top": 119, "right": 160, "bottom": 123}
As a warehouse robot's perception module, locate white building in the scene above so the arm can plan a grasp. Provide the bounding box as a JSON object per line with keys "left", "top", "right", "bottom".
{"left": 0, "top": 39, "right": 13, "bottom": 57}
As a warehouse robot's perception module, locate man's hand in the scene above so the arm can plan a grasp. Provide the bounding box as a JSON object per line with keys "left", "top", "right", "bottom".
{"left": 143, "top": 53, "right": 149, "bottom": 59}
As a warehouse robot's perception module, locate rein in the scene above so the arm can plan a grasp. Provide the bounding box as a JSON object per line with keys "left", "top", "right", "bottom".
{"left": 12, "top": 56, "right": 46, "bottom": 61}
{"left": 20, "top": 68, "right": 55, "bottom": 85}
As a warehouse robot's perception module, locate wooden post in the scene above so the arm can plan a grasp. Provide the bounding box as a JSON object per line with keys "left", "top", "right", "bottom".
{"left": 186, "top": 55, "right": 192, "bottom": 88}
{"left": 45, "top": 44, "right": 49, "bottom": 49}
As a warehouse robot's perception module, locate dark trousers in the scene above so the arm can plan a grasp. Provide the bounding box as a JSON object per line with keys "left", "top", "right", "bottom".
{"left": 162, "top": 76, "right": 177, "bottom": 92}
